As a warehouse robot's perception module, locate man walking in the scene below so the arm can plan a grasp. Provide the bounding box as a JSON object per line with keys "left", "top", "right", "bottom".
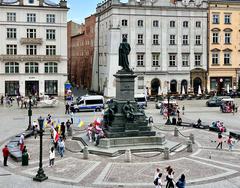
{"left": 2, "top": 145, "right": 10, "bottom": 166}
{"left": 65, "top": 102, "right": 70, "bottom": 114}
{"left": 182, "top": 105, "right": 185, "bottom": 115}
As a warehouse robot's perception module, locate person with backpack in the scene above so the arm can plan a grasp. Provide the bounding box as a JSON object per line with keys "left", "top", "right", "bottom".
{"left": 153, "top": 173, "right": 163, "bottom": 188}
{"left": 176, "top": 174, "right": 185, "bottom": 188}
{"left": 166, "top": 167, "right": 175, "bottom": 188}
{"left": 216, "top": 133, "right": 223, "bottom": 150}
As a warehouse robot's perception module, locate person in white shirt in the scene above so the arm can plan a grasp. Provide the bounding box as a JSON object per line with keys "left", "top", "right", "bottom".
{"left": 155, "top": 173, "right": 163, "bottom": 188}
{"left": 154, "top": 168, "right": 160, "bottom": 180}
{"left": 49, "top": 147, "right": 55, "bottom": 167}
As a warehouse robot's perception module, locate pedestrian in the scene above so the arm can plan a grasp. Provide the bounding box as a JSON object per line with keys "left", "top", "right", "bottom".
{"left": 60, "top": 122, "right": 65, "bottom": 139}
{"left": 58, "top": 138, "right": 65, "bottom": 157}
{"left": 2, "top": 145, "right": 9, "bottom": 166}
{"left": 227, "top": 135, "right": 234, "bottom": 151}
{"left": 66, "top": 119, "right": 71, "bottom": 131}
{"left": 65, "top": 102, "right": 70, "bottom": 114}
{"left": 0, "top": 95, "right": 3, "bottom": 105}
{"left": 216, "top": 133, "right": 223, "bottom": 150}
{"left": 49, "top": 147, "right": 55, "bottom": 167}
{"left": 33, "top": 124, "right": 38, "bottom": 139}
{"left": 235, "top": 104, "right": 238, "bottom": 113}
{"left": 166, "top": 167, "right": 175, "bottom": 188}
{"left": 154, "top": 173, "right": 163, "bottom": 188}
{"left": 182, "top": 105, "right": 185, "bottom": 115}
{"left": 176, "top": 174, "right": 186, "bottom": 188}
{"left": 154, "top": 168, "right": 160, "bottom": 180}
{"left": 148, "top": 116, "right": 154, "bottom": 127}
{"left": 19, "top": 133, "right": 25, "bottom": 152}
{"left": 232, "top": 103, "right": 235, "bottom": 115}
{"left": 70, "top": 111, "right": 74, "bottom": 124}
{"left": 176, "top": 108, "right": 180, "bottom": 119}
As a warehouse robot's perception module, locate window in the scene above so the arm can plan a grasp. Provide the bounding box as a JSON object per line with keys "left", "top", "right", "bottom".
{"left": 137, "top": 34, "right": 143, "bottom": 44}
{"left": 5, "top": 81, "right": 19, "bottom": 96}
{"left": 212, "top": 32, "right": 219, "bottom": 43}
{"left": 152, "top": 53, "right": 160, "bottom": 67}
{"left": 122, "top": 34, "right": 128, "bottom": 42}
{"left": 170, "top": 21, "right": 175, "bottom": 28}
{"left": 212, "top": 14, "right": 219, "bottom": 24}
{"left": 7, "top": 12, "right": 16, "bottom": 22}
{"left": 46, "top": 14, "right": 55, "bottom": 23}
{"left": 183, "top": 21, "right": 188, "bottom": 28}
{"left": 46, "top": 45, "right": 56, "bottom": 55}
{"left": 6, "top": 44, "right": 17, "bottom": 55}
{"left": 137, "top": 54, "right": 144, "bottom": 66}
{"left": 122, "top": 19, "right": 128, "bottom": 26}
{"left": 182, "top": 54, "right": 189, "bottom": 67}
{"left": 29, "top": 0, "right": 34, "bottom": 3}
{"left": 7, "top": 28, "right": 16, "bottom": 39}
{"left": 224, "top": 14, "right": 231, "bottom": 24}
{"left": 26, "top": 45, "right": 37, "bottom": 55}
{"left": 45, "top": 80, "right": 58, "bottom": 95}
{"left": 137, "top": 20, "right": 143, "bottom": 27}
{"left": 212, "top": 53, "right": 219, "bottom": 65}
{"left": 5, "top": 62, "right": 19, "bottom": 73}
{"left": 195, "top": 54, "right": 201, "bottom": 66}
{"left": 27, "top": 13, "right": 36, "bottom": 22}
{"left": 153, "top": 34, "right": 159, "bottom": 45}
{"left": 46, "top": 29, "right": 56, "bottom": 40}
{"left": 195, "top": 35, "right": 201, "bottom": 45}
{"left": 44, "top": 62, "right": 58, "bottom": 73}
{"left": 224, "top": 53, "right": 231, "bottom": 65}
{"left": 224, "top": 33, "right": 231, "bottom": 44}
{"left": 196, "top": 21, "right": 201, "bottom": 28}
{"left": 169, "top": 54, "right": 176, "bottom": 67}
{"left": 182, "top": 35, "right": 188, "bottom": 45}
{"left": 27, "top": 29, "right": 36, "bottom": 38}
{"left": 170, "top": 35, "right": 175, "bottom": 45}
{"left": 137, "top": 76, "right": 144, "bottom": 89}
{"left": 153, "top": 20, "right": 159, "bottom": 27}
{"left": 25, "top": 62, "right": 38, "bottom": 73}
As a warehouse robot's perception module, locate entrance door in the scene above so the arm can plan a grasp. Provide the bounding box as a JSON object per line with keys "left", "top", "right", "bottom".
{"left": 170, "top": 80, "right": 177, "bottom": 93}
{"left": 25, "top": 81, "right": 39, "bottom": 96}
{"left": 151, "top": 78, "right": 160, "bottom": 96}
{"left": 193, "top": 77, "right": 202, "bottom": 94}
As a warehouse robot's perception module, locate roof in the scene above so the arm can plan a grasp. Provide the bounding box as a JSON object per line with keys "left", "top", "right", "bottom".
{"left": 1, "top": 0, "right": 59, "bottom": 7}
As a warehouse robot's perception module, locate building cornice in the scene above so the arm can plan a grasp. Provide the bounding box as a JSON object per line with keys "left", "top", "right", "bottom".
{"left": 0, "top": 55, "right": 62, "bottom": 62}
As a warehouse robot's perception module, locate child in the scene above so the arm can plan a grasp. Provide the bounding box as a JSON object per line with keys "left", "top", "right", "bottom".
{"left": 49, "top": 147, "right": 55, "bottom": 167}
{"left": 227, "top": 135, "right": 234, "bottom": 151}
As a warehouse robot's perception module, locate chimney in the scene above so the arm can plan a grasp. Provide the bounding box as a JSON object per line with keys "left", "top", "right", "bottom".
{"left": 59, "top": 0, "right": 67, "bottom": 8}
{"left": 39, "top": 0, "right": 44, "bottom": 6}
{"left": 19, "top": 0, "right": 23, "bottom": 6}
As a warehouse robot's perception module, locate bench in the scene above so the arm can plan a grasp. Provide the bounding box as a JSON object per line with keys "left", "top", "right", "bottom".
{"left": 177, "top": 121, "right": 193, "bottom": 127}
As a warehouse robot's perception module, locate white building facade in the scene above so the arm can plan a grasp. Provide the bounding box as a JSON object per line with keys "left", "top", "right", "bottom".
{"left": 0, "top": 0, "right": 68, "bottom": 97}
{"left": 92, "top": 0, "right": 208, "bottom": 97}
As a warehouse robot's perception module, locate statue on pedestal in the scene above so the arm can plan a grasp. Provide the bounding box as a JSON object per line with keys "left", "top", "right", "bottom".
{"left": 122, "top": 101, "right": 135, "bottom": 122}
{"left": 119, "top": 37, "right": 132, "bottom": 72}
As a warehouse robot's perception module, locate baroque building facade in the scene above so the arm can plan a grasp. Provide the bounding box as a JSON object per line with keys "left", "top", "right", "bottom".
{"left": 92, "top": 0, "right": 208, "bottom": 97}
{"left": 208, "top": 0, "right": 240, "bottom": 94}
{"left": 0, "top": 0, "right": 68, "bottom": 96}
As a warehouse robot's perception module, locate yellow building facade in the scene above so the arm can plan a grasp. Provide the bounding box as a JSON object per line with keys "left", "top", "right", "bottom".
{"left": 208, "top": 1, "right": 240, "bottom": 94}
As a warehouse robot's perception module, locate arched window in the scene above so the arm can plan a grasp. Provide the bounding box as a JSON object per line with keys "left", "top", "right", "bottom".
{"left": 25, "top": 62, "right": 38, "bottom": 73}
{"left": 44, "top": 62, "right": 58, "bottom": 73}
{"left": 5, "top": 62, "right": 19, "bottom": 73}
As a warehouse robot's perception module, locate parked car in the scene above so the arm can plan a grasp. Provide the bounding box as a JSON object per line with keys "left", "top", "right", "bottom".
{"left": 73, "top": 95, "right": 104, "bottom": 112}
{"left": 206, "top": 96, "right": 231, "bottom": 107}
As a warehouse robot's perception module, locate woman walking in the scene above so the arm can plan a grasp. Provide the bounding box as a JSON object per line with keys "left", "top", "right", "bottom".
{"left": 166, "top": 167, "right": 175, "bottom": 188}
{"left": 49, "top": 147, "right": 55, "bottom": 167}
{"left": 216, "top": 133, "right": 223, "bottom": 150}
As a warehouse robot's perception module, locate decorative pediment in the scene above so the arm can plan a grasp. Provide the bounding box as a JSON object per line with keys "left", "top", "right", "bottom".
{"left": 222, "top": 48, "right": 232, "bottom": 52}
{"left": 211, "top": 28, "right": 221, "bottom": 32}
{"left": 223, "top": 28, "right": 233, "bottom": 32}
{"left": 211, "top": 48, "right": 221, "bottom": 52}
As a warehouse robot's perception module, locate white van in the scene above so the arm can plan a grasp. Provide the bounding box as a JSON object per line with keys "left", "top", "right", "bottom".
{"left": 73, "top": 95, "right": 104, "bottom": 112}
{"left": 134, "top": 94, "right": 147, "bottom": 108}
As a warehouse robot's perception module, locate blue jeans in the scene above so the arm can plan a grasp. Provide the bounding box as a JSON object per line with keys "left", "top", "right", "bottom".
{"left": 59, "top": 147, "right": 64, "bottom": 157}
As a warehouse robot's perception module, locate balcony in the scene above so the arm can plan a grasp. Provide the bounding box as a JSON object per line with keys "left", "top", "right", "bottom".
{"left": 0, "top": 55, "right": 61, "bottom": 62}
{"left": 20, "top": 38, "right": 43, "bottom": 45}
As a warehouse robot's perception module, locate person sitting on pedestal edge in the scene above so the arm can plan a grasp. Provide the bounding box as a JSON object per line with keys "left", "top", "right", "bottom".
{"left": 119, "top": 37, "right": 132, "bottom": 72}
{"left": 122, "top": 101, "right": 135, "bottom": 122}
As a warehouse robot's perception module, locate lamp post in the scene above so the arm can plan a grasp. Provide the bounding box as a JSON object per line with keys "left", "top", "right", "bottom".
{"left": 165, "top": 82, "right": 171, "bottom": 125}
{"left": 33, "top": 116, "right": 48, "bottom": 182}
{"left": 27, "top": 95, "right": 32, "bottom": 130}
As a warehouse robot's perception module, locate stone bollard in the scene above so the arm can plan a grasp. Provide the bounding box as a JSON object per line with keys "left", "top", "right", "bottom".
{"left": 67, "top": 127, "right": 73, "bottom": 137}
{"left": 174, "top": 127, "right": 178, "bottom": 137}
{"left": 124, "top": 149, "right": 131, "bottom": 162}
{"left": 189, "top": 133, "right": 195, "bottom": 144}
{"left": 164, "top": 147, "right": 169, "bottom": 160}
{"left": 83, "top": 146, "right": 89, "bottom": 159}
{"left": 187, "top": 141, "right": 193, "bottom": 152}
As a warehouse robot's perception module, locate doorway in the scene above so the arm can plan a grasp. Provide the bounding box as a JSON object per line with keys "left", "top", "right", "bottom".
{"left": 193, "top": 77, "right": 202, "bottom": 94}
{"left": 170, "top": 80, "right": 177, "bottom": 93}
{"left": 25, "top": 81, "right": 39, "bottom": 96}
{"left": 151, "top": 78, "right": 160, "bottom": 96}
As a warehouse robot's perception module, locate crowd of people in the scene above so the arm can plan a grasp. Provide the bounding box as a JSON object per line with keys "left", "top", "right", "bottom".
{"left": 154, "top": 166, "right": 186, "bottom": 188}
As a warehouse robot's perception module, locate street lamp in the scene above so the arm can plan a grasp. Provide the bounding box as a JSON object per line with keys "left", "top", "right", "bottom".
{"left": 27, "top": 95, "right": 32, "bottom": 130}
{"left": 165, "top": 82, "right": 171, "bottom": 125}
{"left": 33, "top": 116, "right": 48, "bottom": 182}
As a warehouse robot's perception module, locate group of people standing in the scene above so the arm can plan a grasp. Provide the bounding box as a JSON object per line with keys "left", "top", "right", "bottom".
{"left": 154, "top": 166, "right": 185, "bottom": 188}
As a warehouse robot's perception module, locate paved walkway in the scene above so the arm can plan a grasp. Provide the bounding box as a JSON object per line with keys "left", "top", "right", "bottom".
{"left": 1, "top": 99, "right": 240, "bottom": 187}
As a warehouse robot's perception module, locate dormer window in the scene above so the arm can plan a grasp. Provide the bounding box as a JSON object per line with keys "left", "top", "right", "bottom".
{"left": 29, "top": 0, "right": 34, "bottom": 3}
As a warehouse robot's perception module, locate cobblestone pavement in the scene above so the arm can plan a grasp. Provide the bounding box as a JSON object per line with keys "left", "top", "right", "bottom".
{"left": 1, "top": 99, "right": 240, "bottom": 188}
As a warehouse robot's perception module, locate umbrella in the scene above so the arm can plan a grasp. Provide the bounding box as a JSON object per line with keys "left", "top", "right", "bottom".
{"left": 182, "top": 85, "right": 185, "bottom": 95}
{"left": 227, "top": 84, "right": 230, "bottom": 94}
{"left": 198, "top": 85, "right": 202, "bottom": 95}
{"left": 158, "top": 86, "right": 162, "bottom": 95}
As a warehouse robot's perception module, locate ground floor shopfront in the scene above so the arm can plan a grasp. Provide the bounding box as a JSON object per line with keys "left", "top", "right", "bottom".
{"left": 0, "top": 74, "right": 68, "bottom": 97}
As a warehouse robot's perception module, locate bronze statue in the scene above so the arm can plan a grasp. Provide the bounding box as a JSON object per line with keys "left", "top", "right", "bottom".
{"left": 119, "top": 37, "right": 132, "bottom": 72}
{"left": 122, "top": 101, "right": 135, "bottom": 122}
